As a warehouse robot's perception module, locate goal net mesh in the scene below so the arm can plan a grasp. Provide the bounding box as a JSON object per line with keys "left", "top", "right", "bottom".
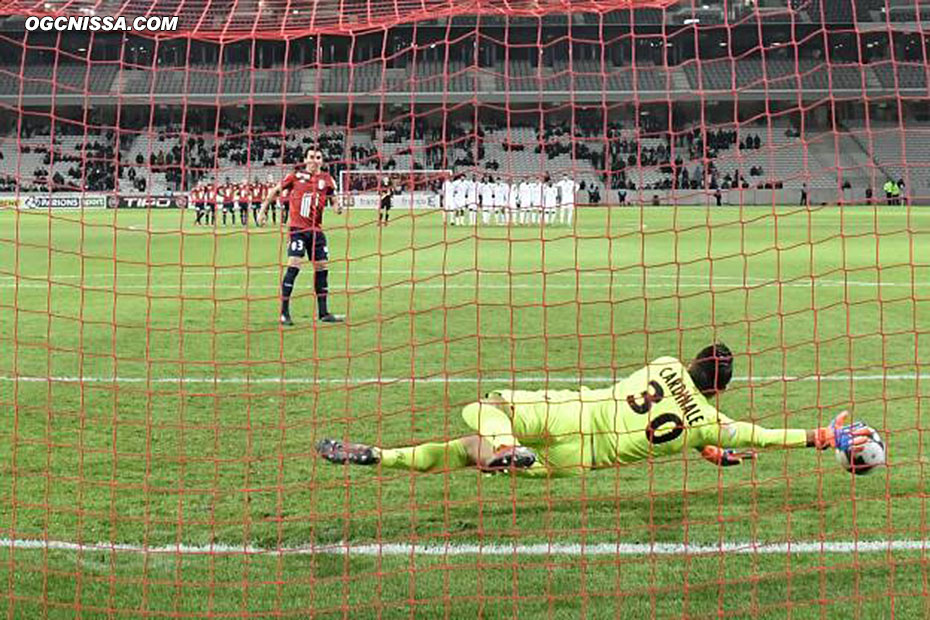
{"left": 0, "top": 0, "right": 926, "bottom": 616}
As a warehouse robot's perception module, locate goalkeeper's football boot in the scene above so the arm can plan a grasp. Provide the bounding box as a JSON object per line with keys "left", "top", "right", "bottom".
{"left": 316, "top": 439, "right": 380, "bottom": 466}
{"left": 280, "top": 314, "right": 294, "bottom": 326}
{"left": 481, "top": 445, "right": 537, "bottom": 472}
{"left": 320, "top": 313, "right": 344, "bottom": 324}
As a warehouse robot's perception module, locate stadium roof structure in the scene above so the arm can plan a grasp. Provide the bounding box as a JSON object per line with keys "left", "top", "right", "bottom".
{"left": 0, "top": 0, "right": 683, "bottom": 36}
{"left": 1, "top": 0, "right": 925, "bottom": 37}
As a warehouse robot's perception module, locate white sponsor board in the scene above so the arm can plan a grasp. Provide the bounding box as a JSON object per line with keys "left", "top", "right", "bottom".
{"left": 351, "top": 191, "right": 440, "bottom": 210}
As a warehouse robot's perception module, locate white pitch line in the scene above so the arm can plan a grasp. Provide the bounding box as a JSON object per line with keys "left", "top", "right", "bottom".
{"left": 0, "top": 281, "right": 921, "bottom": 290}
{"left": 0, "top": 270, "right": 922, "bottom": 283}
{"left": 0, "top": 374, "right": 926, "bottom": 385}
{"left": 0, "top": 537, "right": 928, "bottom": 557}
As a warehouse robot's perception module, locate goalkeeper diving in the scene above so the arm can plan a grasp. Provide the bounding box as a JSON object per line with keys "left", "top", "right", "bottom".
{"left": 316, "top": 344, "right": 872, "bottom": 476}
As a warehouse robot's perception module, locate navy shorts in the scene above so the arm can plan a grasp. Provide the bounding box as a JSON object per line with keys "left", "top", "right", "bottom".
{"left": 288, "top": 229, "right": 328, "bottom": 262}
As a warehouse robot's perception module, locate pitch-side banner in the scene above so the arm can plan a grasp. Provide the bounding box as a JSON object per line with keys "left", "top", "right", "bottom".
{"left": 112, "top": 195, "right": 189, "bottom": 209}
{"left": 3, "top": 193, "right": 109, "bottom": 208}
{"left": 350, "top": 191, "right": 440, "bottom": 209}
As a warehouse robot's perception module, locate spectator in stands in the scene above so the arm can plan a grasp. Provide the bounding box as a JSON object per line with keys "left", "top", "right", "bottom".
{"left": 714, "top": 188, "right": 722, "bottom": 207}
{"left": 865, "top": 187, "right": 873, "bottom": 205}
{"left": 897, "top": 179, "right": 906, "bottom": 205}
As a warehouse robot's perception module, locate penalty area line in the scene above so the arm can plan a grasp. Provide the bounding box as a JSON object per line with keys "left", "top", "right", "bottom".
{"left": 1, "top": 538, "right": 928, "bottom": 557}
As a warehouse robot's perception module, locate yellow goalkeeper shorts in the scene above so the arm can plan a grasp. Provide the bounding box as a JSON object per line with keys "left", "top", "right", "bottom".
{"left": 466, "top": 389, "right": 599, "bottom": 477}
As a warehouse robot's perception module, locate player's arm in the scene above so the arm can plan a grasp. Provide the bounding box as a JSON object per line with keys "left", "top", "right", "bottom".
{"left": 698, "top": 410, "right": 871, "bottom": 467}
{"left": 258, "top": 179, "right": 287, "bottom": 225}
{"left": 328, "top": 179, "right": 343, "bottom": 215}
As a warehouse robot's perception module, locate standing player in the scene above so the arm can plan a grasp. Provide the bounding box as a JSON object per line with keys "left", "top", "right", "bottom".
{"left": 557, "top": 174, "right": 577, "bottom": 226}
{"left": 464, "top": 174, "right": 479, "bottom": 226}
{"left": 250, "top": 180, "right": 264, "bottom": 226}
{"left": 542, "top": 178, "right": 559, "bottom": 225}
{"left": 508, "top": 178, "right": 520, "bottom": 225}
{"left": 517, "top": 179, "right": 532, "bottom": 225}
{"left": 237, "top": 181, "right": 250, "bottom": 226}
{"left": 221, "top": 179, "right": 236, "bottom": 226}
{"left": 530, "top": 178, "right": 544, "bottom": 224}
{"left": 480, "top": 176, "right": 495, "bottom": 226}
{"left": 260, "top": 176, "right": 277, "bottom": 225}
{"left": 317, "top": 343, "right": 874, "bottom": 476}
{"left": 205, "top": 182, "right": 217, "bottom": 226}
{"left": 493, "top": 177, "right": 510, "bottom": 226}
{"left": 258, "top": 147, "right": 344, "bottom": 326}
{"left": 378, "top": 174, "right": 393, "bottom": 227}
{"left": 442, "top": 174, "right": 455, "bottom": 225}
{"left": 191, "top": 183, "right": 206, "bottom": 226}
{"left": 453, "top": 174, "right": 467, "bottom": 226}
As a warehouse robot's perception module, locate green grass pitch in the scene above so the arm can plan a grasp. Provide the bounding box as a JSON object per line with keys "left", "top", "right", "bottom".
{"left": 0, "top": 205, "right": 929, "bottom": 618}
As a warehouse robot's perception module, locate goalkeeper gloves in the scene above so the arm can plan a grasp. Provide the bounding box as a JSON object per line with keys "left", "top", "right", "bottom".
{"left": 812, "top": 411, "right": 872, "bottom": 453}
{"left": 701, "top": 446, "right": 756, "bottom": 467}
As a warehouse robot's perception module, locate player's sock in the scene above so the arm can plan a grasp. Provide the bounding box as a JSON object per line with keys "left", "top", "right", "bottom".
{"left": 281, "top": 266, "right": 300, "bottom": 316}
{"left": 379, "top": 439, "right": 470, "bottom": 472}
{"left": 314, "top": 269, "right": 329, "bottom": 318}
{"left": 461, "top": 401, "right": 517, "bottom": 450}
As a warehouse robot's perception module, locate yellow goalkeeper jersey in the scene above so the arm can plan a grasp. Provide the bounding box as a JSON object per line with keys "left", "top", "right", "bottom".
{"left": 589, "top": 356, "right": 807, "bottom": 465}
{"left": 496, "top": 357, "right": 807, "bottom": 470}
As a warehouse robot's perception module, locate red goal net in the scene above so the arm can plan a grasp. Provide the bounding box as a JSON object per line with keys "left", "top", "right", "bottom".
{"left": 0, "top": 0, "right": 926, "bottom": 616}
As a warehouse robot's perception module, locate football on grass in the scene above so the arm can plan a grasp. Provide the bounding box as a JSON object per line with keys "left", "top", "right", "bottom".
{"left": 835, "top": 425, "right": 886, "bottom": 475}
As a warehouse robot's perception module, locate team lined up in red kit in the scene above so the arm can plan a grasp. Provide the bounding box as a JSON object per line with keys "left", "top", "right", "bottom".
{"left": 190, "top": 180, "right": 289, "bottom": 226}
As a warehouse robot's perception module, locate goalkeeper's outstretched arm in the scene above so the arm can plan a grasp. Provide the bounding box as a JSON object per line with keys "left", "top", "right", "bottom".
{"left": 698, "top": 411, "right": 871, "bottom": 467}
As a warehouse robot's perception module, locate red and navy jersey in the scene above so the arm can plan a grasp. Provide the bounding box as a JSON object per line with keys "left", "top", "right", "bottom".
{"left": 282, "top": 170, "right": 336, "bottom": 231}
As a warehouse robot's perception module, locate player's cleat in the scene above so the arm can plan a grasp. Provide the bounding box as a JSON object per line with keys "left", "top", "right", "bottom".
{"left": 316, "top": 439, "right": 380, "bottom": 466}
{"left": 320, "top": 313, "right": 344, "bottom": 324}
{"left": 280, "top": 314, "right": 294, "bottom": 326}
{"left": 481, "top": 445, "right": 537, "bottom": 471}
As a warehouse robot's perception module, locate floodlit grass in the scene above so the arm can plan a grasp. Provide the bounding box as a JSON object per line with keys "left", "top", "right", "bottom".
{"left": 1, "top": 205, "right": 929, "bottom": 617}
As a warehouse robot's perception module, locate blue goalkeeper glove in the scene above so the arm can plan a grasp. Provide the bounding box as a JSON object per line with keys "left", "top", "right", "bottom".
{"left": 812, "top": 411, "right": 871, "bottom": 453}
{"left": 701, "top": 446, "right": 756, "bottom": 467}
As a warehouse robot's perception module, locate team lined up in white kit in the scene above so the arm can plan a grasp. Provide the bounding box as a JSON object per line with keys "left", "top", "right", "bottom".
{"left": 441, "top": 175, "right": 579, "bottom": 226}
